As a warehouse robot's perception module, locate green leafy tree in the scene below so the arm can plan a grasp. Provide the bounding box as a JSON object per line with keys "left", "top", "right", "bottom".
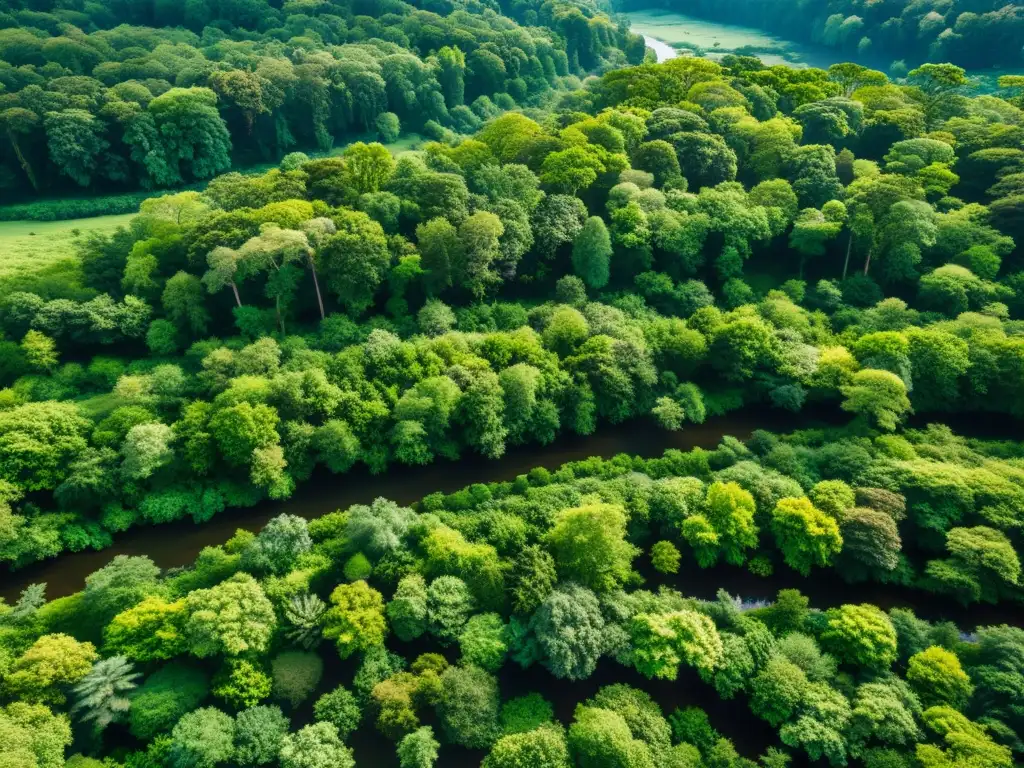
{"left": 455, "top": 211, "right": 504, "bottom": 297}
{"left": 241, "top": 514, "right": 311, "bottom": 575}
{"left": 0, "top": 702, "right": 71, "bottom": 768}
{"left": 841, "top": 369, "right": 911, "bottom": 431}
{"left": 680, "top": 481, "right": 758, "bottom": 567}
{"left": 44, "top": 109, "right": 109, "bottom": 187}
{"left": 20, "top": 330, "right": 58, "bottom": 372}
{"left": 925, "top": 526, "right": 1021, "bottom": 605}
{"left": 70, "top": 656, "right": 140, "bottom": 732}
{"left": 417, "top": 217, "right": 462, "bottom": 295}
{"left": 916, "top": 706, "right": 1012, "bottom": 768}
{"left": 314, "top": 686, "right": 361, "bottom": 740}
{"left": 544, "top": 503, "right": 638, "bottom": 592}
{"left": 169, "top": 707, "right": 235, "bottom": 768}
{"left": 0, "top": 402, "right": 91, "bottom": 492}
{"left": 128, "top": 663, "right": 209, "bottom": 740}
{"left": 650, "top": 541, "right": 681, "bottom": 574}
{"left": 460, "top": 613, "right": 508, "bottom": 672}
{"left": 184, "top": 573, "right": 276, "bottom": 657}
{"left": 279, "top": 722, "right": 355, "bottom": 768}
{"left": 568, "top": 706, "right": 654, "bottom": 768}
{"left": 437, "top": 665, "right": 501, "bottom": 749}
{"left": 141, "top": 88, "right": 232, "bottom": 185}
{"left": 907, "top": 647, "right": 972, "bottom": 709}
{"left": 629, "top": 610, "right": 723, "bottom": 680}
{"left": 820, "top": 604, "right": 898, "bottom": 671}
{"left": 500, "top": 694, "right": 555, "bottom": 735}
{"left": 5, "top": 634, "right": 97, "bottom": 705}
{"left": 750, "top": 656, "right": 809, "bottom": 727}
{"left": 483, "top": 724, "right": 570, "bottom": 768}
{"left": 426, "top": 575, "right": 475, "bottom": 645}
{"left": 120, "top": 422, "right": 175, "bottom": 480}
{"left": 510, "top": 545, "right": 557, "bottom": 614}
{"left": 212, "top": 659, "right": 272, "bottom": 709}
{"left": 387, "top": 574, "right": 429, "bottom": 642}
{"left": 271, "top": 651, "right": 323, "bottom": 709}
{"left": 233, "top": 705, "right": 290, "bottom": 767}
{"left": 528, "top": 583, "right": 605, "bottom": 681}
{"left": 318, "top": 209, "right": 390, "bottom": 315}
{"left": 398, "top": 726, "right": 440, "bottom": 768}
{"left": 770, "top": 497, "right": 843, "bottom": 576}
{"left": 323, "top": 581, "right": 387, "bottom": 658}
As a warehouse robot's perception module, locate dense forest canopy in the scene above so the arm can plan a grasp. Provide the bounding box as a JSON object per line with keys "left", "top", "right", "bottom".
{"left": 613, "top": 0, "right": 1024, "bottom": 71}
{"left": 0, "top": 0, "right": 645, "bottom": 199}
{"left": 2, "top": 425, "right": 1024, "bottom": 768}
{"left": 0, "top": 45, "right": 1021, "bottom": 570}
{"left": 1, "top": 1, "right": 1024, "bottom": 768}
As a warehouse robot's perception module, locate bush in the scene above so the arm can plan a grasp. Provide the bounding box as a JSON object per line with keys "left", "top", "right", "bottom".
{"left": 129, "top": 663, "right": 209, "bottom": 740}
{"left": 0, "top": 193, "right": 161, "bottom": 221}
{"left": 343, "top": 552, "right": 372, "bottom": 582}
{"left": 500, "top": 693, "right": 555, "bottom": 735}
{"left": 272, "top": 651, "right": 324, "bottom": 708}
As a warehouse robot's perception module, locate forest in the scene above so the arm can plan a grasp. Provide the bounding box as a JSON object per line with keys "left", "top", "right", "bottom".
{"left": 0, "top": 0, "right": 645, "bottom": 203}
{"left": 614, "top": 0, "right": 1024, "bottom": 71}
{"left": 2, "top": 0, "right": 1024, "bottom": 766}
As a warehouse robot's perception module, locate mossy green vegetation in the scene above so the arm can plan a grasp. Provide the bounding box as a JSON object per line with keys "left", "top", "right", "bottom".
{"left": 0, "top": 215, "right": 135, "bottom": 278}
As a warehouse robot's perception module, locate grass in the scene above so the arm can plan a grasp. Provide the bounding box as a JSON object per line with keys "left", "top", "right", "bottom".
{"left": 0, "top": 214, "right": 136, "bottom": 278}
{"left": 623, "top": 8, "right": 890, "bottom": 70}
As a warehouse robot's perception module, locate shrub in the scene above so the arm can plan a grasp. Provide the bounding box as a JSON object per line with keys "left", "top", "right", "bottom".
{"left": 272, "top": 652, "right": 324, "bottom": 708}
{"left": 129, "top": 663, "right": 209, "bottom": 740}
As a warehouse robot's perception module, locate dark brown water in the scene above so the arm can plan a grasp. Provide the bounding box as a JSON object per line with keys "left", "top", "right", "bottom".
{"left": 2, "top": 408, "right": 806, "bottom": 602}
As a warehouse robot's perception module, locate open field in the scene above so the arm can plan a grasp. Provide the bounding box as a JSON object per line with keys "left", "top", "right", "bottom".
{"left": 0, "top": 213, "right": 135, "bottom": 277}
{"left": 624, "top": 8, "right": 885, "bottom": 69}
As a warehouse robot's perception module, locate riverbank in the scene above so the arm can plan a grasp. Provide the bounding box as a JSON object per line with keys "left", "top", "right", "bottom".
{"left": 8, "top": 406, "right": 1024, "bottom": 631}
{"left": 1, "top": 408, "right": 808, "bottom": 601}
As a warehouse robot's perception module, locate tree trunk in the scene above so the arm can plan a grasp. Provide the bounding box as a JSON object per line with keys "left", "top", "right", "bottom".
{"left": 309, "top": 256, "right": 325, "bottom": 320}
{"left": 230, "top": 281, "right": 242, "bottom": 308}
{"left": 863, "top": 247, "right": 872, "bottom": 276}
{"left": 276, "top": 297, "right": 285, "bottom": 335}
{"left": 7, "top": 132, "right": 38, "bottom": 191}
{"left": 842, "top": 232, "right": 852, "bottom": 280}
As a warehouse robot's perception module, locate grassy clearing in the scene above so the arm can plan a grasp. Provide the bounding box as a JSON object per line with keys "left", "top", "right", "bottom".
{"left": 626, "top": 8, "right": 786, "bottom": 51}
{"left": 623, "top": 9, "right": 890, "bottom": 70}
{"left": 0, "top": 214, "right": 136, "bottom": 278}
{"left": 327, "top": 131, "right": 426, "bottom": 157}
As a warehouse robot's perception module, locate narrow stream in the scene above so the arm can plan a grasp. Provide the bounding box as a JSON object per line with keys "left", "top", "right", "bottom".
{"left": 5, "top": 407, "right": 1021, "bottom": 630}
{"left": 2, "top": 408, "right": 804, "bottom": 602}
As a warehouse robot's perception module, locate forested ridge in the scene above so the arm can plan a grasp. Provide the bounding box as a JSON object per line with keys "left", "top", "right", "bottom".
{"left": 0, "top": 0, "right": 645, "bottom": 201}
{"left": 2, "top": 1, "right": 1024, "bottom": 767}
{"left": 613, "top": 0, "right": 1024, "bottom": 71}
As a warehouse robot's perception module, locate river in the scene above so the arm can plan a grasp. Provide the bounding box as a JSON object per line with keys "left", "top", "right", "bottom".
{"left": 2, "top": 409, "right": 803, "bottom": 601}
{"left": 14, "top": 406, "right": 1023, "bottom": 766}
{"left": 5, "top": 406, "right": 1022, "bottom": 630}
{"left": 642, "top": 34, "right": 679, "bottom": 62}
